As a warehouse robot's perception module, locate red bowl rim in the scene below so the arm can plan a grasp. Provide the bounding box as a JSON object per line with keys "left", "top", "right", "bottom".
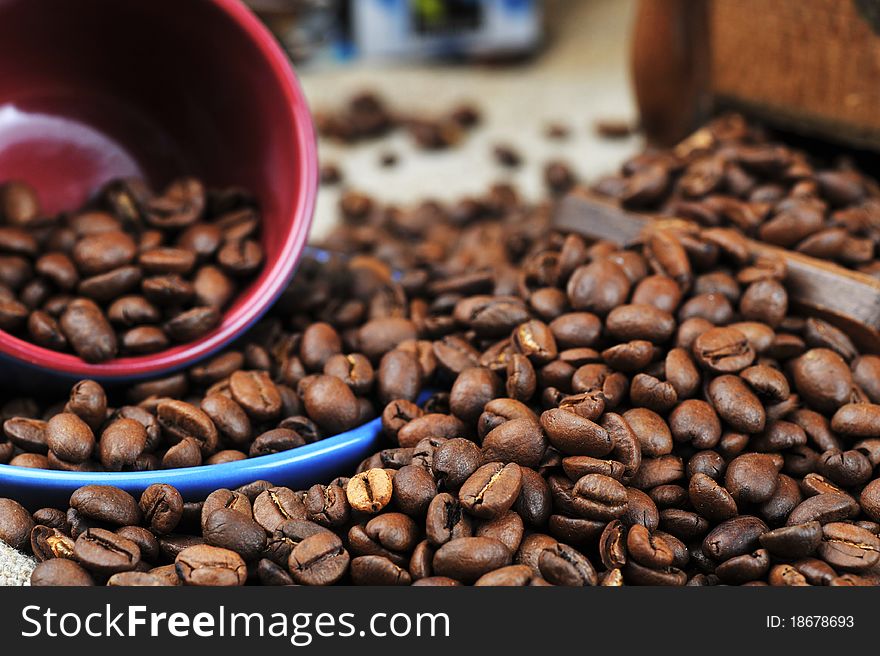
{"left": 0, "top": 0, "right": 318, "bottom": 380}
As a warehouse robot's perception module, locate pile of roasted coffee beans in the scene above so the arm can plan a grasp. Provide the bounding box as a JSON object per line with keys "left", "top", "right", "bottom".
{"left": 594, "top": 113, "right": 880, "bottom": 276}
{"left": 3, "top": 168, "right": 880, "bottom": 586}
{"left": 315, "top": 91, "right": 480, "bottom": 150}
{"left": 0, "top": 177, "right": 263, "bottom": 362}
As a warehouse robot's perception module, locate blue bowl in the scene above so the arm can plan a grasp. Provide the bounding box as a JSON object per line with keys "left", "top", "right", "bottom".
{"left": 0, "top": 397, "right": 420, "bottom": 509}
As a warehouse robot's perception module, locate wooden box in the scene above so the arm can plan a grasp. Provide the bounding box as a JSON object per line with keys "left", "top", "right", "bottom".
{"left": 633, "top": 0, "right": 880, "bottom": 149}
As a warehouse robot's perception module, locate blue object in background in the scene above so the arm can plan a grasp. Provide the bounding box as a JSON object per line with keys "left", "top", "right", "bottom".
{"left": 353, "top": 0, "right": 542, "bottom": 60}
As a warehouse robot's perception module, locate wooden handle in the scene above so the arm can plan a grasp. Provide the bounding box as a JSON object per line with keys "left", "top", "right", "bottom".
{"left": 554, "top": 190, "right": 880, "bottom": 353}
{"left": 631, "top": 0, "right": 712, "bottom": 146}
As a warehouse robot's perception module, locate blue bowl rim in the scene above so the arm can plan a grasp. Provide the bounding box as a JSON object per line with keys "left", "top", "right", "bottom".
{"left": 0, "top": 411, "right": 383, "bottom": 493}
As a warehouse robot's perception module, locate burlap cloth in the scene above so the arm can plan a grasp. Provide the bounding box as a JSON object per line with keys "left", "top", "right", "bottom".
{"left": 0, "top": 540, "right": 34, "bottom": 586}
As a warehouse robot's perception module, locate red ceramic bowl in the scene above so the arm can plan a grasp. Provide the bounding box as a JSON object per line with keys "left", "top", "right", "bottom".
{"left": 0, "top": 0, "right": 317, "bottom": 384}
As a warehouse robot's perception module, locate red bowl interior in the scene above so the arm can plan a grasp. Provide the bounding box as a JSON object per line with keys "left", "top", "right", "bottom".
{"left": 0, "top": 0, "right": 316, "bottom": 381}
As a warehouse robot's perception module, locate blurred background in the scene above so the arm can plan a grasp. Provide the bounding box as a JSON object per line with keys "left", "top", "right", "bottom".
{"left": 245, "top": 0, "right": 643, "bottom": 238}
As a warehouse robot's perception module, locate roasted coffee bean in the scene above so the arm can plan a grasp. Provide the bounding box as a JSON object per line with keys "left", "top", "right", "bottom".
{"left": 157, "top": 400, "right": 218, "bottom": 455}
{"left": 176, "top": 544, "right": 247, "bottom": 586}
{"left": 817, "top": 522, "right": 880, "bottom": 572}
{"left": 3, "top": 417, "right": 47, "bottom": 453}
{"left": 398, "top": 413, "right": 465, "bottom": 448}
{"left": 623, "top": 408, "right": 673, "bottom": 457}
{"left": 46, "top": 412, "right": 95, "bottom": 464}
{"left": 431, "top": 438, "right": 482, "bottom": 489}
{"left": 760, "top": 522, "right": 823, "bottom": 558}
{"left": 817, "top": 448, "right": 873, "bottom": 487}
{"left": 0, "top": 498, "right": 34, "bottom": 551}
{"left": 31, "top": 558, "right": 95, "bottom": 586}
{"left": 482, "top": 418, "right": 546, "bottom": 468}
{"left": 426, "top": 492, "right": 473, "bottom": 546}
{"left": 377, "top": 349, "right": 422, "bottom": 404}
{"left": 99, "top": 419, "right": 147, "bottom": 470}
{"left": 831, "top": 403, "right": 880, "bottom": 438}
{"left": 538, "top": 542, "right": 597, "bottom": 586}
{"left": 139, "top": 484, "right": 184, "bottom": 535}
{"left": 861, "top": 479, "right": 880, "bottom": 522}
{"left": 59, "top": 299, "right": 117, "bottom": 362}
{"left": 567, "top": 260, "right": 631, "bottom": 316}
{"left": 203, "top": 507, "right": 267, "bottom": 560}
{"left": 164, "top": 306, "right": 220, "bottom": 342}
{"left": 253, "top": 487, "right": 305, "bottom": 532}
{"left": 70, "top": 485, "right": 142, "bottom": 526}
{"left": 707, "top": 375, "right": 766, "bottom": 433}
{"left": 725, "top": 453, "right": 780, "bottom": 504}
{"left": 29, "top": 524, "right": 74, "bottom": 562}
{"left": 786, "top": 493, "right": 860, "bottom": 526}
{"left": 304, "top": 483, "right": 350, "bottom": 527}
{"left": 702, "top": 516, "right": 768, "bottom": 562}
{"left": 631, "top": 455, "right": 685, "bottom": 490}
{"left": 689, "top": 473, "right": 738, "bottom": 522}
{"left": 347, "top": 468, "right": 394, "bottom": 513}
{"left": 476, "top": 511, "right": 524, "bottom": 553}
{"left": 693, "top": 327, "right": 754, "bottom": 373}
{"left": 162, "top": 437, "right": 202, "bottom": 468}
{"left": 540, "top": 408, "right": 612, "bottom": 456}
{"left": 74, "top": 528, "right": 141, "bottom": 575}
{"left": 229, "top": 370, "right": 282, "bottom": 422}
{"left": 392, "top": 464, "right": 437, "bottom": 516}
{"left": 669, "top": 400, "right": 721, "bottom": 448}
{"left": 433, "top": 537, "right": 511, "bottom": 583}
{"left": 569, "top": 474, "right": 628, "bottom": 520}
{"left": 350, "top": 555, "right": 412, "bottom": 585}
{"left": 627, "top": 524, "right": 674, "bottom": 568}
{"left": 200, "top": 394, "right": 251, "bottom": 446}
{"left": 791, "top": 349, "right": 853, "bottom": 413}
{"left": 459, "top": 462, "right": 522, "bottom": 519}
{"left": 288, "top": 532, "right": 350, "bottom": 585}
{"left": 301, "top": 375, "right": 359, "bottom": 434}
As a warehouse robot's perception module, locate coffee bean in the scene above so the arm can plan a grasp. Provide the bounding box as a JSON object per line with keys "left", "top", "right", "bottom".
{"left": 70, "top": 485, "right": 141, "bottom": 526}
{"left": 157, "top": 400, "right": 218, "bottom": 455}
{"left": 707, "top": 375, "right": 766, "bottom": 433}
{"left": 786, "top": 493, "right": 860, "bottom": 526}
{"left": 46, "top": 412, "right": 95, "bottom": 464}
{"left": 74, "top": 528, "right": 141, "bottom": 575}
{"left": 702, "top": 516, "right": 768, "bottom": 562}
{"left": 139, "top": 484, "right": 184, "bottom": 535}
{"left": 459, "top": 462, "right": 522, "bottom": 519}
{"left": 203, "top": 507, "right": 267, "bottom": 560}
{"left": 817, "top": 522, "right": 880, "bottom": 571}
{"left": 0, "top": 498, "right": 34, "bottom": 551}
{"left": 347, "top": 468, "right": 394, "bottom": 513}
{"left": 693, "top": 326, "right": 754, "bottom": 373}
{"left": 433, "top": 537, "right": 511, "bottom": 583}
{"left": 567, "top": 260, "right": 631, "bottom": 315}
{"left": 760, "top": 522, "right": 822, "bottom": 558}
{"left": 538, "top": 542, "right": 597, "bottom": 586}
{"left": 288, "top": 532, "right": 350, "bottom": 585}
{"left": 831, "top": 403, "right": 880, "bottom": 438}
{"left": 302, "top": 375, "right": 359, "bottom": 434}
{"left": 540, "top": 408, "right": 612, "bottom": 456}
{"left": 570, "top": 474, "right": 628, "bottom": 520}
{"left": 725, "top": 453, "right": 780, "bottom": 504}
{"left": 176, "top": 544, "right": 247, "bottom": 586}
{"left": 59, "top": 298, "right": 117, "bottom": 362}
{"left": 861, "top": 479, "right": 880, "bottom": 521}
{"left": 31, "top": 558, "right": 95, "bottom": 586}
{"left": 791, "top": 349, "right": 853, "bottom": 413}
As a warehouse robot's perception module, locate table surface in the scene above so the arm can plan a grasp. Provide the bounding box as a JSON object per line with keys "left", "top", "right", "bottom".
{"left": 299, "top": 0, "right": 643, "bottom": 239}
